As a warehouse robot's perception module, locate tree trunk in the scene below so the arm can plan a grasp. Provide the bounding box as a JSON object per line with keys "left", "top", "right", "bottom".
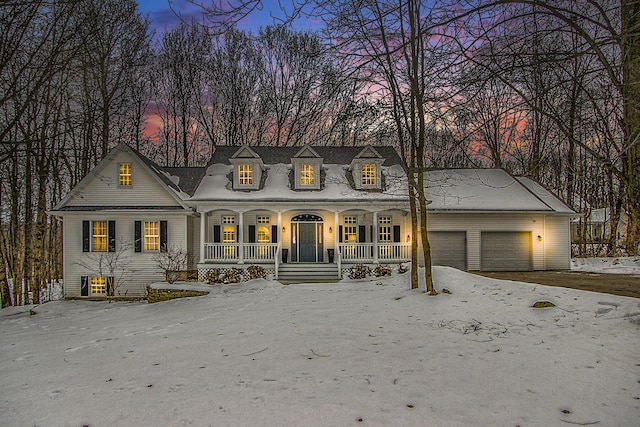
{"left": 621, "top": 0, "right": 640, "bottom": 255}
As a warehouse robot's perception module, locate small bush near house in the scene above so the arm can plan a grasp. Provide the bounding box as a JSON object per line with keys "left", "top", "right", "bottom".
{"left": 373, "top": 264, "right": 392, "bottom": 277}
{"left": 247, "top": 265, "right": 267, "bottom": 279}
{"left": 207, "top": 269, "right": 223, "bottom": 285}
{"left": 222, "top": 268, "right": 244, "bottom": 284}
{"left": 348, "top": 264, "right": 371, "bottom": 280}
{"left": 397, "top": 263, "right": 408, "bottom": 274}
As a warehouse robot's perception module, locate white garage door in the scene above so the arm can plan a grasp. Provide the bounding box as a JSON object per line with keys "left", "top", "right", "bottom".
{"left": 481, "top": 231, "right": 532, "bottom": 271}
{"left": 429, "top": 231, "right": 467, "bottom": 271}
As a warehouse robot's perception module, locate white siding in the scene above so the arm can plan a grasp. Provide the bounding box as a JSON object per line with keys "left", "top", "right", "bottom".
{"left": 425, "top": 213, "right": 549, "bottom": 270}
{"left": 62, "top": 213, "right": 190, "bottom": 297}
{"left": 544, "top": 216, "right": 572, "bottom": 269}
{"left": 66, "top": 150, "right": 180, "bottom": 207}
{"left": 188, "top": 216, "right": 200, "bottom": 269}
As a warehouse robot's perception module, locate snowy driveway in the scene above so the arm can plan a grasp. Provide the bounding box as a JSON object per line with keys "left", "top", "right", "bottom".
{"left": 473, "top": 271, "right": 640, "bottom": 299}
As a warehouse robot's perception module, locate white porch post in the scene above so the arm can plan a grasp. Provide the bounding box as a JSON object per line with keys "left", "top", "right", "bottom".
{"left": 199, "top": 209, "right": 206, "bottom": 264}
{"left": 334, "top": 211, "right": 339, "bottom": 254}
{"left": 373, "top": 211, "right": 379, "bottom": 263}
{"left": 238, "top": 211, "right": 244, "bottom": 264}
{"left": 277, "top": 212, "right": 282, "bottom": 248}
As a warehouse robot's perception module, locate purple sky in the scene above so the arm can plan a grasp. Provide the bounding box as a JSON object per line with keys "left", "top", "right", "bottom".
{"left": 136, "top": 0, "right": 321, "bottom": 35}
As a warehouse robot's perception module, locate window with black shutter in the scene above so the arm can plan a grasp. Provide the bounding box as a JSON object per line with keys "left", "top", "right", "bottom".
{"left": 81, "top": 276, "right": 89, "bottom": 296}
{"left": 108, "top": 221, "right": 116, "bottom": 252}
{"left": 160, "top": 220, "right": 168, "bottom": 252}
{"left": 82, "top": 221, "right": 90, "bottom": 252}
{"left": 134, "top": 221, "right": 142, "bottom": 252}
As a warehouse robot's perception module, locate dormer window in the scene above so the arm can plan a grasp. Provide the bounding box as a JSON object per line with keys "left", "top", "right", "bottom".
{"left": 300, "top": 164, "right": 315, "bottom": 186}
{"left": 292, "top": 145, "right": 322, "bottom": 190}
{"left": 119, "top": 163, "right": 132, "bottom": 186}
{"left": 230, "top": 146, "right": 264, "bottom": 190}
{"left": 362, "top": 164, "right": 376, "bottom": 186}
{"left": 238, "top": 164, "right": 253, "bottom": 185}
{"left": 351, "top": 146, "right": 384, "bottom": 190}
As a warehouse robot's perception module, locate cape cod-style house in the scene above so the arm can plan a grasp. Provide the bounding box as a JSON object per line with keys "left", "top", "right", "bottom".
{"left": 51, "top": 143, "right": 576, "bottom": 298}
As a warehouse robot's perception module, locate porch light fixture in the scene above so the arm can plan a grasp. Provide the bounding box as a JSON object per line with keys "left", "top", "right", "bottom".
{"left": 407, "top": 235, "right": 411, "bottom": 242}
{"left": 537, "top": 235, "right": 542, "bottom": 242}
{"left": 282, "top": 226, "right": 286, "bottom": 233}
{"left": 329, "top": 227, "right": 333, "bottom": 233}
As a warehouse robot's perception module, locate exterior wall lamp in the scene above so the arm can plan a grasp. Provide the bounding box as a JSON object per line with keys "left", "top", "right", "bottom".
{"left": 537, "top": 235, "right": 543, "bottom": 242}
{"left": 329, "top": 227, "right": 333, "bottom": 233}
{"left": 282, "top": 226, "right": 286, "bottom": 233}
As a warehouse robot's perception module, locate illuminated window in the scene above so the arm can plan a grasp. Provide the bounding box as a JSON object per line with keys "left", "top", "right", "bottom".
{"left": 238, "top": 164, "right": 253, "bottom": 185}
{"left": 300, "top": 164, "right": 315, "bottom": 185}
{"left": 144, "top": 221, "right": 159, "bottom": 251}
{"left": 379, "top": 216, "right": 392, "bottom": 242}
{"left": 257, "top": 216, "right": 271, "bottom": 243}
{"left": 91, "top": 277, "right": 106, "bottom": 295}
{"left": 344, "top": 216, "right": 357, "bottom": 242}
{"left": 222, "top": 216, "right": 236, "bottom": 257}
{"left": 119, "top": 163, "right": 132, "bottom": 186}
{"left": 222, "top": 216, "right": 236, "bottom": 242}
{"left": 362, "top": 165, "right": 376, "bottom": 186}
{"left": 92, "top": 221, "right": 107, "bottom": 252}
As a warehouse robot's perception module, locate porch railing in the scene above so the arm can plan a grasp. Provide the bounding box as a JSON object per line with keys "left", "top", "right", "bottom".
{"left": 204, "top": 243, "right": 239, "bottom": 262}
{"left": 203, "top": 243, "right": 278, "bottom": 263}
{"left": 377, "top": 243, "right": 412, "bottom": 262}
{"left": 244, "top": 243, "right": 278, "bottom": 262}
{"left": 338, "top": 243, "right": 411, "bottom": 262}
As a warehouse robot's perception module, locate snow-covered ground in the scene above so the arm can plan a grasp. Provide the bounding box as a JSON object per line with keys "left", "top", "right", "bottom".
{"left": 1, "top": 267, "right": 639, "bottom": 426}
{"left": 572, "top": 256, "right": 640, "bottom": 275}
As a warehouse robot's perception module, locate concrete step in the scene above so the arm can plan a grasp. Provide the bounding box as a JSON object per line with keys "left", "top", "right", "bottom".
{"left": 278, "top": 263, "right": 340, "bottom": 284}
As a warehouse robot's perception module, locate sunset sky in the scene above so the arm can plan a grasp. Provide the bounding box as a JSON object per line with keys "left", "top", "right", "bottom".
{"left": 136, "top": 0, "right": 322, "bottom": 34}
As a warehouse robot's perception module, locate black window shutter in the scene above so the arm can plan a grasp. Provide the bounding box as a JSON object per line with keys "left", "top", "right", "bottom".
{"left": 160, "top": 220, "right": 168, "bottom": 252}
{"left": 81, "top": 276, "right": 89, "bottom": 296}
{"left": 213, "top": 225, "right": 221, "bottom": 243}
{"left": 338, "top": 225, "right": 343, "bottom": 243}
{"left": 248, "top": 225, "right": 256, "bottom": 243}
{"left": 271, "top": 225, "right": 278, "bottom": 243}
{"left": 108, "top": 221, "right": 116, "bottom": 252}
{"left": 370, "top": 225, "right": 374, "bottom": 241}
{"left": 134, "top": 221, "right": 142, "bottom": 252}
{"left": 106, "top": 276, "right": 114, "bottom": 296}
{"left": 236, "top": 225, "right": 239, "bottom": 242}
{"left": 393, "top": 225, "right": 401, "bottom": 243}
{"left": 359, "top": 225, "right": 366, "bottom": 243}
{"left": 82, "top": 221, "right": 90, "bottom": 252}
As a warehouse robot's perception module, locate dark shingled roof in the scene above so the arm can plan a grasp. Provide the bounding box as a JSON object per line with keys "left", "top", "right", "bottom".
{"left": 208, "top": 145, "right": 404, "bottom": 167}
{"left": 163, "top": 167, "right": 205, "bottom": 196}
{"left": 126, "top": 145, "right": 204, "bottom": 196}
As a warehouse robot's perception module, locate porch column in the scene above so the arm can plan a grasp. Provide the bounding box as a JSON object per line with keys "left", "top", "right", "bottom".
{"left": 277, "top": 211, "right": 283, "bottom": 255}
{"left": 238, "top": 211, "right": 244, "bottom": 264}
{"left": 334, "top": 210, "right": 339, "bottom": 260}
{"left": 373, "top": 211, "right": 379, "bottom": 263}
{"left": 199, "top": 210, "right": 206, "bottom": 263}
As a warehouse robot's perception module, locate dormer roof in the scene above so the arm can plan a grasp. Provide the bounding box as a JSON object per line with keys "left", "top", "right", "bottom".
{"left": 293, "top": 144, "right": 321, "bottom": 159}
{"left": 354, "top": 145, "right": 383, "bottom": 160}
{"left": 231, "top": 145, "right": 262, "bottom": 160}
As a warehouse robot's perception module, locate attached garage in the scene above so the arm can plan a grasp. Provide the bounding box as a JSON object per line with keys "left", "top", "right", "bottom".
{"left": 480, "top": 231, "right": 532, "bottom": 271}
{"left": 429, "top": 231, "right": 467, "bottom": 271}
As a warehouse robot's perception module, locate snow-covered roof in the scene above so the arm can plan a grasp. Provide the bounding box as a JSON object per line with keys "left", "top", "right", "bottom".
{"left": 207, "top": 145, "right": 403, "bottom": 166}
{"left": 425, "top": 169, "right": 575, "bottom": 213}
{"left": 190, "top": 163, "right": 408, "bottom": 202}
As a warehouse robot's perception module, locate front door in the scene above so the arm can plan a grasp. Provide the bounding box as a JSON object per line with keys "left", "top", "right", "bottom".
{"left": 291, "top": 214, "right": 324, "bottom": 262}
{"left": 299, "top": 223, "right": 317, "bottom": 262}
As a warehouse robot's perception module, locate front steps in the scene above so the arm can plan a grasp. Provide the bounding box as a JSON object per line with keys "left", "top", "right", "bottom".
{"left": 277, "top": 263, "right": 340, "bottom": 284}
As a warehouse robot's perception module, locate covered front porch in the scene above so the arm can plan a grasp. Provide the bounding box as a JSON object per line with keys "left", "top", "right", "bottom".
{"left": 196, "top": 207, "right": 411, "bottom": 278}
